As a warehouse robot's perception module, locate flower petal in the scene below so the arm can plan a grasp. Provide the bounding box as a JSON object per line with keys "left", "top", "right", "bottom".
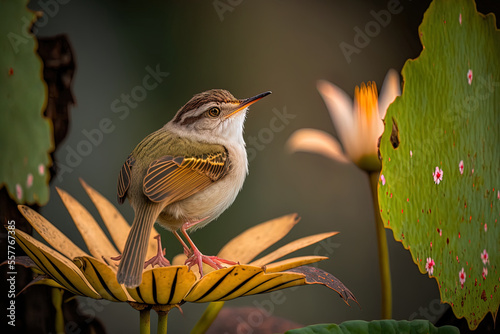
{"left": 250, "top": 232, "right": 338, "bottom": 267}
{"left": 350, "top": 81, "right": 384, "bottom": 167}
{"left": 286, "top": 129, "right": 350, "bottom": 163}
{"left": 15, "top": 229, "right": 101, "bottom": 299}
{"left": 264, "top": 256, "right": 328, "bottom": 273}
{"left": 217, "top": 214, "right": 300, "bottom": 263}
{"left": 171, "top": 254, "right": 187, "bottom": 266}
{"left": 79, "top": 179, "right": 159, "bottom": 259}
{"left": 74, "top": 256, "right": 130, "bottom": 302}
{"left": 184, "top": 265, "right": 306, "bottom": 303}
{"left": 56, "top": 187, "right": 119, "bottom": 267}
{"left": 17, "top": 275, "right": 66, "bottom": 297}
{"left": 18, "top": 205, "right": 89, "bottom": 260}
{"left": 126, "top": 266, "right": 196, "bottom": 305}
{"left": 317, "top": 80, "right": 355, "bottom": 150}
{"left": 378, "top": 69, "right": 401, "bottom": 119}
{"left": 287, "top": 266, "right": 358, "bottom": 306}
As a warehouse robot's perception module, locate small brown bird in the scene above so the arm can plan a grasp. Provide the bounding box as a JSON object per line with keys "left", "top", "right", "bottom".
{"left": 116, "top": 89, "right": 271, "bottom": 287}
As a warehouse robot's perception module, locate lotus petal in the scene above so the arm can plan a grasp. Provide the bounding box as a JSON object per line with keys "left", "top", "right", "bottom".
{"left": 79, "top": 179, "right": 159, "bottom": 259}
{"left": 17, "top": 275, "right": 65, "bottom": 297}
{"left": 18, "top": 204, "right": 89, "bottom": 260}
{"left": 126, "top": 266, "right": 197, "bottom": 305}
{"left": 286, "top": 129, "right": 350, "bottom": 163}
{"left": 184, "top": 265, "right": 306, "bottom": 303}
{"left": 56, "top": 187, "right": 119, "bottom": 267}
{"left": 263, "top": 256, "right": 328, "bottom": 273}
{"left": 74, "top": 256, "right": 129, "bottom": 302}
{"left": 15, "top": 229, "right": 101, "bottom": 299}
{"left": 218, "top": 214, "right": 300, "bottom": 263}
{"left": 250, "top": 232, "right": 338, "bottom": 267}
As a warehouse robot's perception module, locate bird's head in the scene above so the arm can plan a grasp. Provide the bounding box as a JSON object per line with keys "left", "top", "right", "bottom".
{"left": 168, "top": 89, "right": 271, "bottom": 144}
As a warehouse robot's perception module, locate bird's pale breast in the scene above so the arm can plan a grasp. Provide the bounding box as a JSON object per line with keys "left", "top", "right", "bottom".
{"left": 156, "top": 142, "right": 248, "bottom": 231}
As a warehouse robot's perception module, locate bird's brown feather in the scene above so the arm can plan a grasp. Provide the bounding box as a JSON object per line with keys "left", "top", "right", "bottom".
{"left": 143, "top": 151, "right": 229, "bottom": 203}
{"left": 117, "top": 154, "right": 136, "bottom": 204}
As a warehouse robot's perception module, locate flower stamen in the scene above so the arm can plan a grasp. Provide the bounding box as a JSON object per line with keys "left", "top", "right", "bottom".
{"left": 355, "top": 81, "right": 379, "bottom": 137}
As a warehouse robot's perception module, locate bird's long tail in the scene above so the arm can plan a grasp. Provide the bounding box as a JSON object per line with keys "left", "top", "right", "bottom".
{"left": 117, "top": 204, "right": 161, "bottom": 288}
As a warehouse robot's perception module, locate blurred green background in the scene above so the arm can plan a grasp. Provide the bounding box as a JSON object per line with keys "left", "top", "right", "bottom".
{"left": 27, "top": 0, "right": 498, "bottom": 332}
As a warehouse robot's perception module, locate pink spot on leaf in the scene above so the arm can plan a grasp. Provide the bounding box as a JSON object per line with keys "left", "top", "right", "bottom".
{"left": 16, "top": 184, "right": 22, "bottom": 200}
{"left": 459, "top": 268, "right": 466, "bottom": 287}
{"left": 459, "top": 13, "right": 462, "bottom": 25}
{"left": 38, "top": 164, "right": 45, "bottom": 175}
{"left": 467, "top": 69, "right": 473, "bottom": 85}
{"left": 425, "top": 257, "right": 435, "bottom": 276}
{"left": 26, "top": 173, "right": 33, "bottom": 188}
{"left": 481, "top": 249, "right": 489, "bottom": 265}
{"left": 484, "top": 223, "right": 487, "bottom": 232}
{"left": 380, "top": 174, "right": 386, "bottom": 186}
{"left": 459, "top": 160, "right": 464, "bottom": 175}
{"left": 433, "top": 167, "right": 443, "bottom": 184}
{"left": 482, "top": 267, "right": 488, "bottom": 279}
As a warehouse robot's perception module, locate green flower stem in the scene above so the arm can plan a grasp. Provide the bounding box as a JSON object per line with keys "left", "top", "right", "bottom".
{"left": 369, "top": 171, "right": 392, "bottom": 319}
{"left": 157, "top": 311, "right": 168, "bottom": 334}
{"left": 51, "top": 288, "right": 64, "bottom": 333}
{"left": 190, "top": 301, "right": 225, "bottom": 334}
{"left": 140, "top": 308, "right": 151, "bottom": 334}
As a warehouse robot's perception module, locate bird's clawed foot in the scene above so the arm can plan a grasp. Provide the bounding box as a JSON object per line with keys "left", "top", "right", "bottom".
{"left": 175, "top": 219, "right": 237, "bottom": 277}
{"left": 144, "top": 235, "right": 171, "bottom": 269}
{"left": 184, "top": 248, "right": 237, "bottom": 277}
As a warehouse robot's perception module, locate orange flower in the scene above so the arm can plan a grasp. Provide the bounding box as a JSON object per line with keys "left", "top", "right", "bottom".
{"left": 287, "top": 70, "right": 400, "bottom": 171}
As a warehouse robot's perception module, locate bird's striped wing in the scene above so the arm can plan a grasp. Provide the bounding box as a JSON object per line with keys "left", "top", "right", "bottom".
{"left": 117, "top": 154, "right": 136, "bottom": 204}
{"left": 143, "top": 151, "right": 229, "bottom": 203}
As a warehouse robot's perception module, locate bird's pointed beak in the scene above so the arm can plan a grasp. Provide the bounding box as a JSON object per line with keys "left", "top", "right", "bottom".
{"left": 225, "top": 91, "right": 272, "bottom": 119}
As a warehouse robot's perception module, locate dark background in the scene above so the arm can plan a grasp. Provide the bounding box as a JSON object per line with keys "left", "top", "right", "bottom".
{"left": 26, "top": 0, "right": 499, "bottom": 332}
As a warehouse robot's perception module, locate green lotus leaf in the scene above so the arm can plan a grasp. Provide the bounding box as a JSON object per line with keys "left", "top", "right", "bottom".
{"left": 285, "top": 320, "right": 459, "bottom": 334}
{"left": 0, "top": 0, "right": 52, "bottom": 205}
{"left": 378, "top": 0, "right": 499, "bottom": 329}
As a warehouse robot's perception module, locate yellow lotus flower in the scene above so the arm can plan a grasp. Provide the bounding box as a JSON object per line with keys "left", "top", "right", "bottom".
{"left": 287, "top": 69, "right": 400, "bottom": 172}
{"left": 14, "top": 179, "right": 357, "bottom": 316}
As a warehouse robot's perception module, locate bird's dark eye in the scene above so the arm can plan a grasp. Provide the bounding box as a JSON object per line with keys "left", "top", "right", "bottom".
{"left": 207, "top": 107, "right": 221, "bottom": 118}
